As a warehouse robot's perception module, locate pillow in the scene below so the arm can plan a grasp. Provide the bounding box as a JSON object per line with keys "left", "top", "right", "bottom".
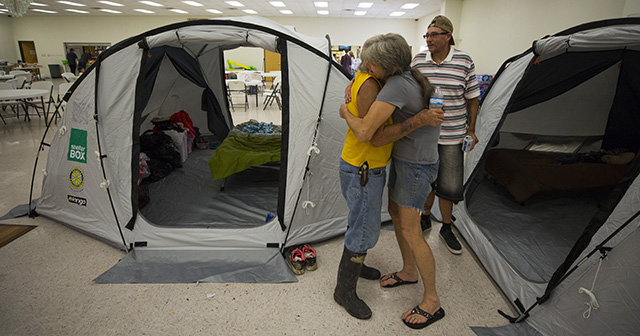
{"left": 601, "top": 152, "right": 635, "bottom": 165}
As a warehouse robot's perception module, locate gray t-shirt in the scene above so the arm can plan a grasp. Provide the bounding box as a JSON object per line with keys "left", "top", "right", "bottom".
{"left": 376, "top": 71, "right": 440, "bottom": 164}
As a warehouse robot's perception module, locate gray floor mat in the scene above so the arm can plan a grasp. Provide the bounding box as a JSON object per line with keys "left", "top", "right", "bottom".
{"left": 466, "top": 179, "right": 605, "bottom": 283}
{"left": 140, "top": 149, "right": 279, "bottom": 228}
{"left": 94, "top": 248, "right": 297, "bottom": 283}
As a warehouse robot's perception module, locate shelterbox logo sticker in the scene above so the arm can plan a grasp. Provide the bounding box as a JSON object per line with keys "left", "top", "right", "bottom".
{"left": 68, "top": 128, "right": 87, "bottom": 163}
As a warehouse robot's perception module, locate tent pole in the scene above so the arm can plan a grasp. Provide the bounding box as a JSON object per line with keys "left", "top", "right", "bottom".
{"left": 281, "top": 35, "right": 337, "bottom": 251}
{"left": 28, "top": 107, "right": 60, "bottom": 217}
{"left": 92, "top": 58, "right": 130, "bottom": 252}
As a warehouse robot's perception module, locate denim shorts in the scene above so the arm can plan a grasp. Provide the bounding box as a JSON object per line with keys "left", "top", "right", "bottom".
{"left": 339, "top": 158, "right": 387, "bottom": 254}
{"left": 434, "top": 144, "right": 464, "bottom": 202}
{"left": 388, "top": 158, "right": 438, "bottom": 211}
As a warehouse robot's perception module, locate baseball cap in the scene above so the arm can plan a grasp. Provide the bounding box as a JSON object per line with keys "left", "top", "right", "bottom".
{"left": 428, "top": 15, "right": 455, "bottom": 45}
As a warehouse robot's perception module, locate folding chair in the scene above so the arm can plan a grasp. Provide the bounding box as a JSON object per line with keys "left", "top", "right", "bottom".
{"left": 249, "top": 72, "right": 265, "bottom": 95}
{"left": 11, "top": 71, "right": 32, "bottom": 88}
{"left": 52, "top": 82, "right": 73, "bottom": 124}
{"left": 61, "top": 72, "right": 77, "bottom": 83}
{"left": 28, "top": 81, "right": 54, "bottom": 119}
{"left": 227, "top": 81, "right": 248, "bottom": 111}
{"left": 262, "top": 77, "right": 281, "bottom": 110}
{"left": 0, "top": 82, "right": 21, "bottom": 123}
{"left": 13, "top": 77, "right": 26, "bottom": 89}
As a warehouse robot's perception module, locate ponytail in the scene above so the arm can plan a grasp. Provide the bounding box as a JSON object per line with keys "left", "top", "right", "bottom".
{"left": 411, "top": 67, "right": 434, "bottom": 104}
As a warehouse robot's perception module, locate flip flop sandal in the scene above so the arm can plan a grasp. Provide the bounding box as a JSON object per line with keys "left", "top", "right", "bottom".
{"left": 403, "top": 306, "right": 445, "bottom": 329}
{"left": 380, "top": 272, "right": 418, "bottom": 288}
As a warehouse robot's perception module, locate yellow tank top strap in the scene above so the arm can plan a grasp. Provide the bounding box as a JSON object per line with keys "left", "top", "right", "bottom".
{"left": 341, "top": 72, "right": 393, "bottom": 169}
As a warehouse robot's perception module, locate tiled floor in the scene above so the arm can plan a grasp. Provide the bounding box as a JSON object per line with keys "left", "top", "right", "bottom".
{"left": 0, "top": 78, "right": 516, "bottom": 335}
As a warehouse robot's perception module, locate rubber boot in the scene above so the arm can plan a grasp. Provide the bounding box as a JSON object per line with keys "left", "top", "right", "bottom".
{"left": 333, "top": 247, "right": 372, "bottom": 319}
{"left": 360, "top": 263, "right": 381, "bottom": 280}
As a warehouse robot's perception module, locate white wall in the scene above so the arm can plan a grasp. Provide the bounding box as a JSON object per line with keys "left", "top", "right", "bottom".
{"left": 3, "top": 15, "right": 417, "bottom": 77}
{"left": 8, "top": 16, "right": 187, "bottom": 73}
{"left": 458, "top": 0, "right": 632, "bottom": 74}
{"left": 269, "top": 17, "right": 417, "bottom": 47}
{"left": 224, "top": 48, "right": 266, "bottom": 72}
{"left": 0, "top": 16, "right": 17, "bottom": 63}
{"left": 2, "top": 0, "right": 639, "bottom": 77}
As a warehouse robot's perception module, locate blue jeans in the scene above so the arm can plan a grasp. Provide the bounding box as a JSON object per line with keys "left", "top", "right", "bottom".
{"left": 340, "top": 158, "right": 387, "bottom": 254}
{"left": 388, "top": 158, "right": 439, "bottom": 211}
{"left": 435, "top": 144, "right": 464, "bottom": 202}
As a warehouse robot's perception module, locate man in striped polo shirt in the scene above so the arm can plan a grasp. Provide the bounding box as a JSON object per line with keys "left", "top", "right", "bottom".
{"left": 411, "top": 15, "right": 480, "bottom": 255}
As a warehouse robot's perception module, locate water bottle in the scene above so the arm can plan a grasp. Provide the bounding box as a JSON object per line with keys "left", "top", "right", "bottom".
{"left": 429, "top": 86, "right": 444, "bottom": 109}
{"left": 462, "top": 135, "right": 474, "bottom": 152}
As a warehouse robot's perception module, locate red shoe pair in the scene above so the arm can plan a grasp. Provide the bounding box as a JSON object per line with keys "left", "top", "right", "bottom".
{"left": 286, "top": 244, "right": 317, "bottom": 275}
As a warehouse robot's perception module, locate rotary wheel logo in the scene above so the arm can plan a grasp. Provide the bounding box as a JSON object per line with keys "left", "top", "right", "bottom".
{"left": 68, "top": 167, "right": 85, "bottom": 191}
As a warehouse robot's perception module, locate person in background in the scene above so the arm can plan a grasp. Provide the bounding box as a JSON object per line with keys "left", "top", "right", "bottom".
{"left": 347, "top": 51, "right": 356, "bottom": 75}
{"left": 78, "top": 50, "right": 92, "bottom": 73}
{"left": 340, "top": 50, "right": 353, "bottom": 74}
{"left": 66, "top": 48, "right": 78, "bottom": 75}
{"left": 412, "top": 15, "right": 480, "bottom": 255}
{"left": 339, "top": 33, "right": 445, "bottom": 329}
{"left": 351, "top": 51, "right": 361, "bottom": 75}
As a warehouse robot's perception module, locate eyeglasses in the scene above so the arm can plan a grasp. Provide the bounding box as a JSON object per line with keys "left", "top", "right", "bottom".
{"left": 423, "top": 32, "right": 449, "bottom": 39}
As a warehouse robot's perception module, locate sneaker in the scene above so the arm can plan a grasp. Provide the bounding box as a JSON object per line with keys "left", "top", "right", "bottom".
{"left": 439, "top": 228, "right": 463, "bottom": 255}
{"left": 420, "top": 214, "right": 432, "bottom": 232}
{"left": 286, "top": 247, "right": 306, "bottom": 275}
{"left": 301, "top": 244, "right": 317, "bottom": 271}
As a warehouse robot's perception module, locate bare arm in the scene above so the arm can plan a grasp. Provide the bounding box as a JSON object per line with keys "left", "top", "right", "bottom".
{"left": 369, "top": 108, "right": 444, "bottom": 147}
{"left": 465, "top": 97, "right": 479, "bottom": 151}
{"left": 356, "top": 78, "right": 379, "bottom": 118}
{"left": 340, "top": 100, "right": 396, "bottom": 142}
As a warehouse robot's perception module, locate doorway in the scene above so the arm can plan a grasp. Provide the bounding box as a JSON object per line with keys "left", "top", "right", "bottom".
{"left": 18, "top": 41, "right": 38, "bottom": 63}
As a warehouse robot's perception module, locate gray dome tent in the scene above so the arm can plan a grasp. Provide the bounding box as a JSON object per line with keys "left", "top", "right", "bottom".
{"left": 30, "top": 17, "right": 384, "bottom": 283}
{"left": 456, "top": 18, "right": 640, "bottom": 335}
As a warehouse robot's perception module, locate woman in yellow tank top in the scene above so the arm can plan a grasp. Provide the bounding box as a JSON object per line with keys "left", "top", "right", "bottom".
{"left": 334, "top": 58, "right": 445, "bottom": 320}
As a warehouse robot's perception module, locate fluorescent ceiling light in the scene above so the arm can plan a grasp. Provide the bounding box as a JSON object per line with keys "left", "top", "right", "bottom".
{"left": 134, "top": 8, "right": 155, "bottom": 13}
{"left": 181, "top": 1, "right": 203, "bottom": 7}
{"left": 57, "top": 1, "right": 86, "bottom": 6}
{"left": 170, "top": 8, "right": 188, "bottom": 13}
{"left": 0, "top": 9, "right": 8, "bottom": 12}
{"left": 65, "top": 8, "right": 89, "bottom": 13}
{"left": 280, "top": 9, "right": 292, "bottom": 14}
{"left": 269, "top": 1, "right": 285, "bottom": 7}
{"left": 31, "top": 3, "right": 48, "bottom": 6}
{"left": 225, "top": 1, "right": 244, "bottom": 7}
{"left": 139, "top": 1, "right": 163, "bottom": 7}
{"left": 354, "top": 11, "right": 366, "bottom": 15}
{"left": 317, "top": 10, "right": 328, "bottom": 15}
{"left": 32, "top": 9, "right": 57, "bottom": 13}
{"left": 389, "top": 11, "right": 405, "bottom": 16}
{"left": 401, "top": 3, "right": 419, "bottom": 9}
{"left": 357, "top": 2, "right": 372, "bottom": 8}
{"left": 98, "top": 1, "right": 124, "bottom": 6}
{"left": 314, "top": 2, "right": 328, "bottom": 8}
{"left": 206, "top": 9, "right": 222, "bottom": 14}
{"left": 99, "top": 8, "right": 121, "bottom": 13}
{"left": 242, "top": 9, "right": 257, "bottom": 14}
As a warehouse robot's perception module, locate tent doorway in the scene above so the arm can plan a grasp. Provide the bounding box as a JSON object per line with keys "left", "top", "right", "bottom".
{"left": 137, "top": 45, "right": 284, "bottom": 230}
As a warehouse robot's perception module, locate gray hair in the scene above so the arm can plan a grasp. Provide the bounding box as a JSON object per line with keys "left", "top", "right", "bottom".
{"left": 359, "top": 33, "right": 411, "bottom": 78}
{"left": 359, "top": 33, "right": 433, "bottom": 102}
